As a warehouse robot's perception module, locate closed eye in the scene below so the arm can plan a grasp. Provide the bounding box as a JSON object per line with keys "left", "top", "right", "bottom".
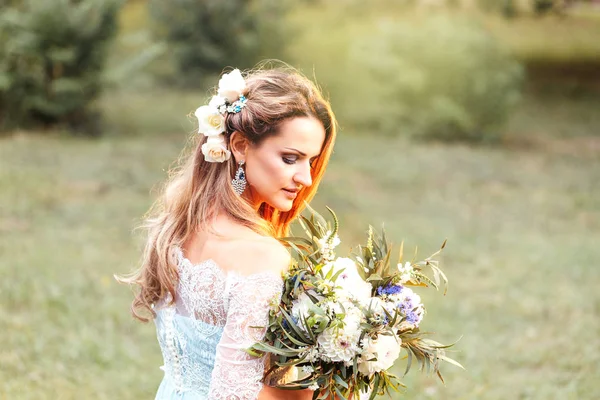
{"left": 282, "top": 150, "right": 319, "bottom": 167}
{"left": 282, "top": 155, "right": 298, "bottom": 165}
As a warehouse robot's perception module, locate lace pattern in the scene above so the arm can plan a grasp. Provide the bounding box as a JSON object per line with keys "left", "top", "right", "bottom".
{"left": 155, "top": 248, "right": 283, "bottom": 399}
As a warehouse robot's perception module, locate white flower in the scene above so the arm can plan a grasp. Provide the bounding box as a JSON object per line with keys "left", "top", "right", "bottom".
{"left": 317, "top": 231, "right": 341, "bottom": 250}
{"left": 357, "top": 334, "right": 402, "bottom": 377}
{"left": 194, "top": 105, "right": 225, "bottom": 136}
{"left": 201, "top": 136, "right": 231, "bottom": 163}
{"left": 301, "top": 346, "right": 320, "bottom": 363}
{"left": 397, "top": 262, "right": 414, "bottom": 284}
{"left": 397, "top": 286, "right": 422, "bottom": 307}
{"left": 358, "top": 388, "right": 373, "bottom": 400}
{"left": 367, "top": 297, "right": 393, "bottom": 325}
{"left": 317, "top": 325, "right": 361, "bottom": 363}
{"left": 327, "top": 257, "right": 372, "bottom": 306}
{"left": 317, "top": 231, "right": 340, "bottom": 262}
{"left": 217, "top": 69, "right": 246, "bottom": 102}
{"left": 208, "top": 95, "right": 226, "bottom": 109}
{"left": 291, "top": 292, "right": 316, "bottom": 332}
{"left": 308, "top": 383, "right": 319, "bottom": 391}
{"left": 316, "top": 300, "right": 363, "bottom": 363}
{"left": 301, "top": 365, "right": 314, "bottom": 375}
{"left": 389, "top": 286, "right": 425, "bottom": 329}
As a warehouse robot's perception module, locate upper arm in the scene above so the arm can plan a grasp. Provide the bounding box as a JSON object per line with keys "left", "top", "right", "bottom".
{"left": 207, "top": 239, "right": 287, "bottom": 399}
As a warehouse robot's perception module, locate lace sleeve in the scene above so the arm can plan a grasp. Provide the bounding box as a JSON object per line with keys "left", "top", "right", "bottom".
{"left": 207, "top": 272, "right": 283, "bottom": 400}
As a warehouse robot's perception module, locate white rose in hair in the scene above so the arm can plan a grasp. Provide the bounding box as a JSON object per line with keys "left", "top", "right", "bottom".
{"left": 208, "top": 95, "right": 226, "bottom": 108}
{"left": 357, "top": 334, "right": 402, "bottom": 377}
{"left": 217, "top": 69, "right": 246, "bottom": 102}
{"left": 201, "top": 136, "right": 231, "bottom": 163}
{"left": 195, "top": 105, "right": 225, "bottom": 137}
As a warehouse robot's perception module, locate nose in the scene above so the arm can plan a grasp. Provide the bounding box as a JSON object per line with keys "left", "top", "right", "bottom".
{"left": 294, "top": 163, "right": 313, "bottom": 188}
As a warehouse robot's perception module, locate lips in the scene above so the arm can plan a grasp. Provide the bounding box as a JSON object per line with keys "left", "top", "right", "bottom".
{"left": 282, "top": 188, "right": 299, "bottom": 199}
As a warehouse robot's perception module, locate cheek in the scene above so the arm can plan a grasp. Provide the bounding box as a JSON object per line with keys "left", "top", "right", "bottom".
{"left": 248, "top": 156, "right": 286, "bottom": 188}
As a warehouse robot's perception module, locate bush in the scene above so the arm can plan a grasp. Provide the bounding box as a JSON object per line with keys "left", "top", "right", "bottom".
{"left": 148, "top": 0, "right": 291, "bottom": 87}
{"left": 338, "top": 15, "right": 523, "bottom": 142}
{"left": 0, "top": 0, "right": 121, "bottom": 134}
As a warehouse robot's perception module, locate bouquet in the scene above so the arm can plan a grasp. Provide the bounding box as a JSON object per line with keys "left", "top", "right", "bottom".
{"left": 250, "top": 207, "right": 462, "bottom": 399}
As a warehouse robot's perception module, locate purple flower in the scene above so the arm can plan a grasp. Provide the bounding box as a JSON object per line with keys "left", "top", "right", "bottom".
{"left": 377, "top": 284, "right": 403, "bottom": 296}
{"left": 405, "top": 311, "right": 420, "bottom": 324}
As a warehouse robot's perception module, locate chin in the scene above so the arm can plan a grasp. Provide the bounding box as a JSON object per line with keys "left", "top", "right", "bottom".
{"left": 266, "top": 197, "right": 294, "bottom": 212}
{"left": 273, "top": 201, "right": 294, "bottom": 212}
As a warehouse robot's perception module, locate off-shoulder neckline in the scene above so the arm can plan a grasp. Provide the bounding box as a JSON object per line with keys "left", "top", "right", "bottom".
{"left": 174, "top": 247, "right": 282, "bottom": 281}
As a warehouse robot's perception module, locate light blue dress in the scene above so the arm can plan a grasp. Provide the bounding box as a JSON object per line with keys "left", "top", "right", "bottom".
{"left": 153, "top": 248, "right": 283, "bottom": 399}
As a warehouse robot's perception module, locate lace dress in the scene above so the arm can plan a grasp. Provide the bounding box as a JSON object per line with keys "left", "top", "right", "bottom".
{"left": 154, "top": 248, "right": 284, "bottom": 399}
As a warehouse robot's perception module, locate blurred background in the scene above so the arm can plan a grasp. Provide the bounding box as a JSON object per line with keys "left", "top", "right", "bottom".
{"left": 1, "top": 0, "right": 599, "bottom": 398}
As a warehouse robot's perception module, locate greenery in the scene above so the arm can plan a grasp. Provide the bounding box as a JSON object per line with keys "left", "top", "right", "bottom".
{"left": 2, "top": 0, "right": 600, "bottom": 398}
{"left": 349, "top": 15, "right": 523, "bottom": 141}
{"left": 147, "top": 0, "right": 290, "bottom": 86}
{"left": 0, "top": 0, "right": 121, "bottom": 134}
{"left": 2, "top": 87, "right": 599, "bottom": 398}
{"left": 251, "top": 207, "right": 458, "bottom": 398}
{"left": 285, "top": 9, "right": 523, "bottom": 142}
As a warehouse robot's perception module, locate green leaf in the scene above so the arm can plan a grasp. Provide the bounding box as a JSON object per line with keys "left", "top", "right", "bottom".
{"left": 280, "top": 236, "right": 314, "bottom": 247}
{"left": 366, "top": 273, "right": 383, "bottom": 282}
{"left": 439, "top": 354, "right": 465, "bottom": 370}
{"left": 334, "top": 385, "right": 347, "bottom": 400}
{"left": 333, "top": 373, "right": 349, "bottom": 389}
{"left": 277, "top": 321, "right": 310, "bottom": 347}
{"left": 251, "top": 342, "right": 298, "bottom": 357}
{"left": 299, "top": 215, "right": 321, "bottom": 239}
{"left": 414, "top": 272, "right": 438, "bottom": 290}
{"left": 280, "top": 307, "right": 310, "bottom": 342}
{"left": 325, "top": 206, "right": 339, "bottom": 237}
{"left": 403, "top": 348, "right": 413, "bottom": 376}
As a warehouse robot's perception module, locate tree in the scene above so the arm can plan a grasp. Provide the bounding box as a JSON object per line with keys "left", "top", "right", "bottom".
{"left": 0, "top": 0, "right": 121, "bottom": 134}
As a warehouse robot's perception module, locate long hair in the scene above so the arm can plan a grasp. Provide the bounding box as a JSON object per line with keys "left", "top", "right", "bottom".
{"left": 120, "top": 66, "right": 337, "bottom": 321}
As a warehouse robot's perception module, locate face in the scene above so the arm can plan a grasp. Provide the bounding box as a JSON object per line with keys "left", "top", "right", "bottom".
{"left": 243, "top": 116, "right": 326, "bottom": 212}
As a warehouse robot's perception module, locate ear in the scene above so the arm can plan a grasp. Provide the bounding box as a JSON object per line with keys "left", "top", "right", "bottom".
{"left": 229, "top": 131, "right": 249, "bottom": 163}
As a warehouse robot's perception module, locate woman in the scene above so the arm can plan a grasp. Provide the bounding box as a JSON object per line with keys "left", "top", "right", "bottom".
{"left": 123, "top": 67, "right": 337, "bottom": 399}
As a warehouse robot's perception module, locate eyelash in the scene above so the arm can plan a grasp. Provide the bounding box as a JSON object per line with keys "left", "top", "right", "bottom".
{"left": 282, "top": 156, "right": 318, "bottom": 168}
{"left": 282, "top": 156, "right": 297, "bottom": 165}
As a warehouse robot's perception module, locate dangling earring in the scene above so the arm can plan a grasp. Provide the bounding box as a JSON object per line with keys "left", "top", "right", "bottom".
{"left": 232, "top": 160, "right": 247, "bottom": 195}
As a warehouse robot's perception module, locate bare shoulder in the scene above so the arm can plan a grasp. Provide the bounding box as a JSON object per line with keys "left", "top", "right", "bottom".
{"left": 207, "top": 214, "right": 291, "bottom": 277}
{"left": 230, "top": 234, "right": 291, "bottom": 277}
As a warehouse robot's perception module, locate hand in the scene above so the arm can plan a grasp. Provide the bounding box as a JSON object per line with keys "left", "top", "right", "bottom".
{"left": 259, "top": 386, "right": 314, "bottom": 400}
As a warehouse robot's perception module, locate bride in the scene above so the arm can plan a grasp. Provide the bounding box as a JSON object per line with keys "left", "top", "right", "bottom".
{"left": 122, "top": 66, "right": 337, "bottom": 399}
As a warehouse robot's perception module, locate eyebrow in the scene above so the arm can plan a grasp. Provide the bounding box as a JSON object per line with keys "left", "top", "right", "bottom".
{"left": 283, "top": 147, "right": 307, "bottom": 157}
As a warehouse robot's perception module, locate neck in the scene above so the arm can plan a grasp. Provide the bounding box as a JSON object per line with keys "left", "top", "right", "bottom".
{"left": 242, "top": 188, "right": 262, "bottom": 213}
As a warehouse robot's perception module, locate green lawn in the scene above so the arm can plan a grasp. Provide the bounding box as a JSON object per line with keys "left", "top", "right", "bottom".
{"left": 1, "top": 88, "right": 599, "bottom": 398}
{"left": 2, "top": 1, "right": 600, "bottom": 398}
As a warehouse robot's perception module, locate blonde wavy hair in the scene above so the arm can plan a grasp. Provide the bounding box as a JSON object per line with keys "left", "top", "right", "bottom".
{"left": 121, "top": 66, "right": 337, "bottom": 321}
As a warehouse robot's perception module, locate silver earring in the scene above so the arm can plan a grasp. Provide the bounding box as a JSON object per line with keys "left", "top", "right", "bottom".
{"left": 232, "top": 161, "right": 247, "bottom": 195}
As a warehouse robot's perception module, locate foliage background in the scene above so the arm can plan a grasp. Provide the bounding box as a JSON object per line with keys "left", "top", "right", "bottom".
{"left": 1, "top": 0, "right": 599, "bottom": 399}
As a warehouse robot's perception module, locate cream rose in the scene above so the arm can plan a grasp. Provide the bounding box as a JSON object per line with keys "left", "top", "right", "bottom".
{"left": 195, "top": 105, "right": 225, "bottom": 137}
{"left": 201, "top": 136, "right": 231, "bottom": 163}
{"left": 208, "top": 95, "right": 226, "bottom": 108}
{"left": 328, "top": 257, "right": 372, "bottom": 306}
{"left": 217, "top": 69, "right": 246, "bottom": 102}
{"left": 358, "top": 334, "right": 402, "bottom": 376}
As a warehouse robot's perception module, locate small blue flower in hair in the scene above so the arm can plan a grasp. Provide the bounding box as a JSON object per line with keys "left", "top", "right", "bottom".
{"left": 227, "top": 95, "right": 247, "bottom": 114}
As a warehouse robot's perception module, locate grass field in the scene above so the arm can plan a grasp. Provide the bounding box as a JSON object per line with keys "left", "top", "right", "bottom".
{"left": 2, "top": 0, "right": 600, "bottom": 398}
{"left": 1, "top": 87, "right": 599, "bottom": 398}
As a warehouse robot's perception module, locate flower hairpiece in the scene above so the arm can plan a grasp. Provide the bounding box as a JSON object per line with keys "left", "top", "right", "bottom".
{"left": 194, "top": 69, "right": 247, "bottom": 163}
